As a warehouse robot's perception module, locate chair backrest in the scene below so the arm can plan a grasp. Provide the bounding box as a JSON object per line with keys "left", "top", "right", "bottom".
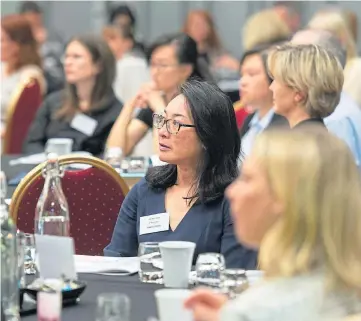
{"left": 10, "top": 155, "right": 129, "bottom": 256}
{"left": 4, "top": 77, "right": 42, "bottom": 154}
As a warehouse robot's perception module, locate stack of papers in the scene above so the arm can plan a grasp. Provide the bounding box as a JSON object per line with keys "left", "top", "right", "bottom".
{"left": 74, "top": 255, "right": 140, "bottom": 275}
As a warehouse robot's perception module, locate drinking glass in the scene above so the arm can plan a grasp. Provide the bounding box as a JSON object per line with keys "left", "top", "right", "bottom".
{"left": 16, "top": 232, "right": 26, "bottom": 288}
{"left": 138, "top": 242, "right": 163, "bottom": 284}
{"left": 23, "top": 233, "right": 37, "bottom": 275}
{"left": 96, "top": 293, "right": 130, "bottom": 321}
{"left": 222, "top": 269, "right": 248, "bottom": 299}
{"left": 195, "top": 253, "right": 225, "bottom": 288}
{"left": 104, "top": 147, "right": 123, "bottom": 173}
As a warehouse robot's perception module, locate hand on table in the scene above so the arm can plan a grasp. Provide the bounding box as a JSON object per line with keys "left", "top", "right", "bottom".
{"left": 184, "top": 288, "right": 228, "bottom": 321}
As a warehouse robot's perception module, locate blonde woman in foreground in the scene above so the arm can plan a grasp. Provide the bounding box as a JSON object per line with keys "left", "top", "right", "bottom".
{"left": 185, "top": 128, "right": 361, "bottom": 321}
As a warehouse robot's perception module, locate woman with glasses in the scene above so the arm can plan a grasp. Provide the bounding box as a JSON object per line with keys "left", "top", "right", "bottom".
{"left": 104, "top": 80, "right": 258, "bottom": 269}
{"left": 106, "top": 32, "right": 213, "bottom": 157}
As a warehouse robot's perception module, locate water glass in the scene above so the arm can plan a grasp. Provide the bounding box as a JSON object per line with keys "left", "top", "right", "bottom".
{"left": 16, "top": 232, "right": 26, "bottom": 288}
{"left": 195, "top": 253, "right": 225, "bottom": 288}
{"left": 222, "top": 269, "right": 248, "bottom": 299}
{"left": 96, "top": 293, "right": 130, "bottom": 321}
{"left": 23, "top": 233, "right": 37, "bottom": 275}
{"left": 138, "top": 242, "right": 163, "bottom": 284}
{"left": 104, "top": 147, "right": 123, "bottom": 173}
{"left": 45, "top": 138, "right": 73, "bottom": 156}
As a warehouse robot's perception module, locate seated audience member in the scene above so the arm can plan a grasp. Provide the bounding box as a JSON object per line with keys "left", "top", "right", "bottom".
{"left": 308, "top": 11, "right": 361, "bottom": 108}
{"left": 268, "top": 44, "right": 343, "bottom": 129}
{"left": 105, "top": 80, "right": 258, "bottom": 269}
{"left": 292, "top": 29, "right": 361, "bottom": 170}
{"left": 186, "top": 128, "right": 361, "bottom": 321}
{"left": 1, "top": 14, "right": 45, "bottom": 137}
{"left": 102, "top": 25, "right": 149, "bottom": 103}
{"left": 107, "top": 3, "right": 145, "bottom": 55}
{"left": 19, "top": 1, "right": 65, "bottom": 95}
{"left": 183, "top": 10, "right": 240, "bottom": 79}
{"left": 272, "top": 1, "right": 301, "bottom": 33}
{"left": 243, "top": 9, "right": 291, "bottom": 51}
{"left": 106, "top": 33, "right": 213, "bottom": 156}
{"left": 23, "top": 35, "right": 122, "bottom": 156}
{"left": 342, "top": 9, "right": 358, "bottom": 44}
{"left": 239, "top": 44, "right": 288, "bottom": 157}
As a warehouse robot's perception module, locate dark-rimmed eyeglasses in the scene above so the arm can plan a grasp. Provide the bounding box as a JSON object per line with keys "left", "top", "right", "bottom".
{"left": 152, "top": 113, "right": 196, "bottom": 135}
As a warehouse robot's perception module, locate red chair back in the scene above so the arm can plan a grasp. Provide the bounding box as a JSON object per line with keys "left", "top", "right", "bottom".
{"left": 4, "top": 77, "right": 42, "bottom": 154}
{"left": 10, "top": 156, "right": 129, "bottom": 256}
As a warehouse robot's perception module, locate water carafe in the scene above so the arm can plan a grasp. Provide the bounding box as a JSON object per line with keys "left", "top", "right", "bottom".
{"left": 34, "top": 153, "right": 70, "bottom": 237}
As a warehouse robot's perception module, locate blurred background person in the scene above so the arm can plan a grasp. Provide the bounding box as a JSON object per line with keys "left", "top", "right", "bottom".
{"left": 292, "top": 29, "right": 361, "bottom": 171}
{"left": 183, "top": 10, "right": 240, "bottom": 81}
{"left": 239, "top": 43, "right": 288, "bottom": 157}
{"left": 186, "top": 128, "right": 361, "bottom": 321}
{"left": 102, "top": 25, "right": 149, "bottom": 103}
{"left": 19, "top": 1, "right": 65, "bottom": 95}
{"left": 1, "top": 14, "right": 45, "bottom": 138}
{"left": 106, "top": 33, "right": 213, "bottom": 157}
{"left": 268, "top": 44, "right": 343, "bottom": 129}
{"left": 272, "top": 1, "right": 301, "bottom": 34}
{"left": 242, "top": 9, "right": 291, "bottom": 51}
{"left": 308, "top": 10, "right": 361, "bottom": 108}
{"left": 23, "top": 35, "right": 122, "bottom": 156}
{"left": 342, "top": 9, "right": 358, "bottom": 45}
{"left": 107, "top": 2, "right": 145, "bottom": 56}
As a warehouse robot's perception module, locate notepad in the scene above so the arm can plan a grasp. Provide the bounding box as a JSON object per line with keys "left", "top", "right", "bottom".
{"left": 74, "top": 255, "right": 140, "bottom": 275}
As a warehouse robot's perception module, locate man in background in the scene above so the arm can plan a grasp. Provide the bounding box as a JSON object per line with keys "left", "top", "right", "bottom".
{"left": 19, "top": 1, "right": 65, "bottom": 95}
{"left": 273, "top": 1, "right": 301, "bottom": 33}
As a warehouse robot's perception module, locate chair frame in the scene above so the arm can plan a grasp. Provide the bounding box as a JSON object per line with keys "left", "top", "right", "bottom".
{"left": 3, "top": 76, "right": 42, "bottom": 153}
{"left": 10, "top": 155, "right": 130, "bottom": 222}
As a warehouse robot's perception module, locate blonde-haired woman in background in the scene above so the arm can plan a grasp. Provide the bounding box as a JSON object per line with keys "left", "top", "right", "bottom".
{"left": 242, "top": 9, "right": 291, "bottom": 51}
{"left": 268, "top": 43, "right": 344, "bottom": 128}
{"left": 185, "top": 128, "right": 361, "bottom": 321}
{"left": 308, "top": 10, "right": 361, "bottom": 108}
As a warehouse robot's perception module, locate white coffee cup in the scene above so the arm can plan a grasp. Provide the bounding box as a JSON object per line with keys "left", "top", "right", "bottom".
{"left": 45, "top": 138, "right": 73, "bottom": 156}
{"left": 159, "top": 241, "right": 195, "bottom": 288}
{"left": 154, "top": 289, "right": 192, "bottom": 321}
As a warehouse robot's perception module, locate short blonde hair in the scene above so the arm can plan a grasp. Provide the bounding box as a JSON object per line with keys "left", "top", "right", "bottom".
{"left": 308, "top": 11, "right": 357, "bottom": 63}
{"left": 268, "top": 43, "right": 344, "bottom": 118}
{"left": 243, "top": 9, "right": 291, "bottom": 50}
{"left": 254, "top": 128, "right": 361, "bottom": 294}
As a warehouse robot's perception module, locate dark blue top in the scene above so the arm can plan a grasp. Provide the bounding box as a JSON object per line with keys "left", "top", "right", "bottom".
{"left": 104, "top": 178, "right": 258, "bottom": 269}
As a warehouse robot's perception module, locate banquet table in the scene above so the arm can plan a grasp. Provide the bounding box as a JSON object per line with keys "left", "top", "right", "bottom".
{"left": 22, "top": 274, "right": 162, "bottom": 321}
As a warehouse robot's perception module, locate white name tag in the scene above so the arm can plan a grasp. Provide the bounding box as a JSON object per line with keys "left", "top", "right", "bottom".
{"left": 139, "top": 213, "right": 170, "bottom": 235}
{"left": 70, "top": 113, "right": 98, "bottom": 136}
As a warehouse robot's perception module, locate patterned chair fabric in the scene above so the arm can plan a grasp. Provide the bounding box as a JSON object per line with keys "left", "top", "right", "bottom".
{"left": 10, "top": 156, "right": 129, "bottom": 256}
{"left": 4, "top": 77, "right": 42, "bottom": 154}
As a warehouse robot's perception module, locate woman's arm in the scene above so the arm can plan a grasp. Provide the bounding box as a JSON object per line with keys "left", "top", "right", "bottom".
{"left": 106, "top": 97, "right": 150, "bottom": 156}
{"left": 104, "top": 182, "right": 140, "bottom": 257}
{"left": 221, "top": 201, "right": 258, "bottom": 269}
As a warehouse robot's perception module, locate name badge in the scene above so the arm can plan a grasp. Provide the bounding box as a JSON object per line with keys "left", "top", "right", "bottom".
{"left": 70, "top": 113, "right": 98, "bottom": 136}
{"left": 139, "top": 213, "right": 170, "bottom": 235}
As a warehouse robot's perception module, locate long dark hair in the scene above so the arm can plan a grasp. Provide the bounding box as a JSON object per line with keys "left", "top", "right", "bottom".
{"left": 146, "top": 80, "right": 240, "bottom": 204}
{"left": 147, "top": 33, "right": 214, "bottom": 82}
{"left": 1, "top": 15, "right": 41, "bottom": 71}
{"left": 56, "top": 34, "right": 116, "bottom": 120}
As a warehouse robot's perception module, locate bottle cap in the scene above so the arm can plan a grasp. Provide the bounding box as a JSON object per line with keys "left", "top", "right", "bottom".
{"left": 47, "top": 153, "right": 59, "bottom": 163}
